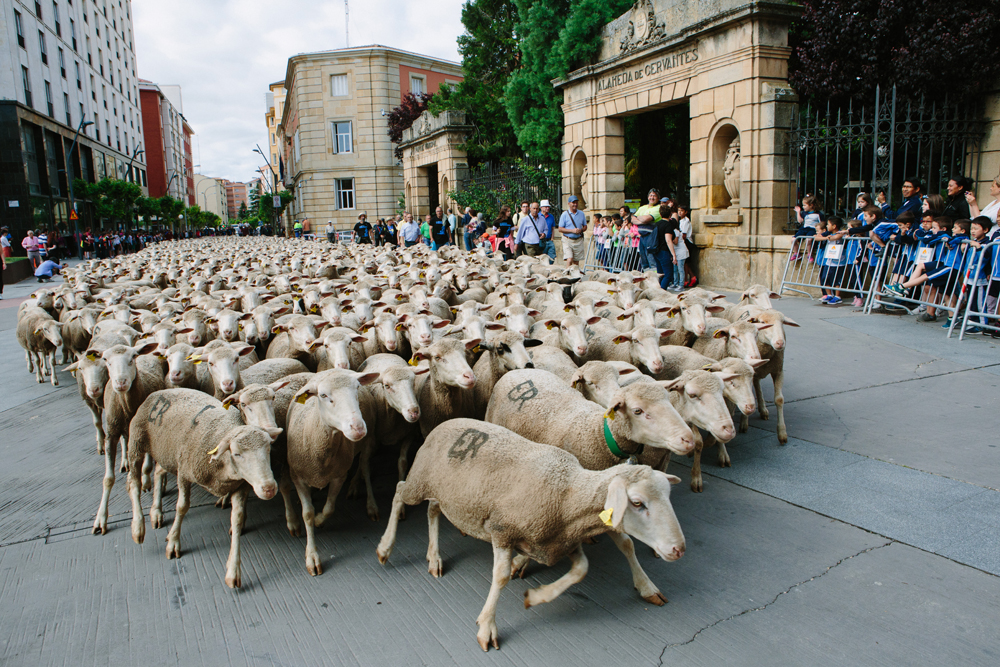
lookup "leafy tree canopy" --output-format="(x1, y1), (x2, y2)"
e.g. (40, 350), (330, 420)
(387, 92), (434, 159)
(790, 0), (1000, 103)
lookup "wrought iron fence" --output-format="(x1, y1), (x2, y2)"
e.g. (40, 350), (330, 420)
(786, 86), (986, 231)
(451, 160), (561, 221)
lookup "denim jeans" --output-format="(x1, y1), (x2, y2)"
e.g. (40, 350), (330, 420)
(541, 239), (557, 260)
(654, 250), (674, 289)
(673, 257), (686, 287)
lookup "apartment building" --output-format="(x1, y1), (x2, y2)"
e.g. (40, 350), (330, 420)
(0, 0), (147, 237)
(224, 179), (248, 220)
(277, 45), (462, 232)
(263, 80), (285, 191)
(193, 173), (227, 222)
(139, 79), (193, 204)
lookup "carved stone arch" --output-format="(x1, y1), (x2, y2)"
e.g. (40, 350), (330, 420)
(571, 148), (589, 209)
(707, 121), (741, 211)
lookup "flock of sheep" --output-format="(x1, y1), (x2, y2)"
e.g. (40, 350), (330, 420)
(14, 237), (796, 651)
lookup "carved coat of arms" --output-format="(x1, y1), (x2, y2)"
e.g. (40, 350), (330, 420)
(620, 0), (666, 53)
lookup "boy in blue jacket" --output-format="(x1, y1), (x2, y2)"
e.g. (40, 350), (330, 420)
(886, 219), (969, 321)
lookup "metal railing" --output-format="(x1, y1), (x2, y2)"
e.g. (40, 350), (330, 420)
(779, 236), (876, 303)
(955, 241), (1000, 340)
(583, 234), (642, 273)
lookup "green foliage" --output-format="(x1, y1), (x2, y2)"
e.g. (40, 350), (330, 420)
(74, 178), (143, 227)
(239, 200), (249, 220)
(448, 158), (560, 220)
(157, 195), (185, 228)
(397, 191), (406, 216)
(504, 0), (632, 164)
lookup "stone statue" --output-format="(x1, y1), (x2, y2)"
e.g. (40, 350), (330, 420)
(579, 164), (590, 210)
(723, 135), (741, 209)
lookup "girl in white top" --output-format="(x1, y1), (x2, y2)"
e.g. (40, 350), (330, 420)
(967, 175), (1000, 225)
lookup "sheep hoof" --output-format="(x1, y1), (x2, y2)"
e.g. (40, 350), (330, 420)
(150, 510), (164, 529)
(759, 409), (770, 421)
(305, 554), (323, 576)
(92, 519), (107, 535)
(376, 547), (390, 565)
(131, 522), (145, 545)
(427, 557), (443, 578)
(476, 621), (499, 651)
(286, 522), (301, 537)
(690, 478), (703, 493)
(367, 507), (380, 523)
(215, 495), (230, 509)
(778, 433), (788, 446)
(718, 454), (731, 468)
(166, 541), (181, 559)
(225, 572), (241, 589)
(642, 591), (668, 606)
(141, 476), (152, 492)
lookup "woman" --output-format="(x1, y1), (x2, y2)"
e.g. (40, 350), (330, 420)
(943, 176), (972, 220)
(922, 194), (945, 216)
(493, 205), (515, 259)
(966, 175), (1000, 225)
(0, 241), (6, 300)
(0, 226), (11, 258)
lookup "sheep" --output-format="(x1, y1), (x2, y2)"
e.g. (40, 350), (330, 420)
(359, 310), (408, 358)
(375, 418), (685, 651)
(691, 317), (767, 362)
(493, 304), (540, 338)
(412, 337), (481, 438)
(740, 284), (781, 309)
(125, 389), (280, 588)
(312, 326), (367, 371)
(528, 314), (600, 360)
(59, 307), (99, 362)
(93, 341), (164, 535)
(285, 369), (381, 575)
(16, 307), (65, 385)
(569, 361), (639, 406)
(471, 332), (542, 419)
(206, 308), (252, 343)
(581, 324), (674, 375)
(346, 354), (428, 521)
(266, 314), (328, 368)
(175, 308), (215, 346)
(527, 344), (580, 383)
(64, 330), (136, 454)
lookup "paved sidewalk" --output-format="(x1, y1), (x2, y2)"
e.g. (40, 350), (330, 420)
(0, 282), (998, 666)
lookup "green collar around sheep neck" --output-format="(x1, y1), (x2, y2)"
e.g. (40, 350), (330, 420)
(603, 417), (643, 461)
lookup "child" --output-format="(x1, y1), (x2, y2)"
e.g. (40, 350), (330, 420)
(886, 212), (918, 286)
(676, 205), (696, 288)
(791, 195), (823, 261)
(888, 220), (969, 323)
(956, 216), (995, 333)
(817, 217), (848, 304)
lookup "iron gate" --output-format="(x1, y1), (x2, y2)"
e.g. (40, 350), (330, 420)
(785, 86), (987, 230)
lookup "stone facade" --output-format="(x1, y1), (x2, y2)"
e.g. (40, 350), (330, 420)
(555, 0), (800, 290)
(277, 46), (462, 233)
(398, 110), (473, 217)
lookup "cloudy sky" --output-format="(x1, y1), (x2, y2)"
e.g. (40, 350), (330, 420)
(133, 0), (465, 183)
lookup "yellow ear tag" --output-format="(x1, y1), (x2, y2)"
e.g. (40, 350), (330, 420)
(86, 353), (98, 361)
(564, 305), (572, 312)
(599, 508), (614, 526)
(207, 446), (219, 456)
(607, 290), (615, 295)
(223, 403), (231, 410)
(192, 359), (203, 365)
(617, 314), (626, 320)
(702, 363), (714, 370)
(408, 357), (419, 366)
(295, 393), (309, 404)
(545, 323), (554, 330)
(605, 409), (615, 420)
(473, 345), (482, 354)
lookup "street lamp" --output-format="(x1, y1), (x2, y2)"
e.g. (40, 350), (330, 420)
(67, 118), (95, 259)
(254, 145), (282, 235)
(126, 147), (145, 184)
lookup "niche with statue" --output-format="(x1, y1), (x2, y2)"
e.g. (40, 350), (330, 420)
(704, 122), (743, 225)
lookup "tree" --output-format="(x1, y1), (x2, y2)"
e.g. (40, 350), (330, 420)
(157, 195), (185, 231)
(504, 0), (633, 164)
(427, 0), (522, 163)
(387, 92), (434, 158)
(74, 178), (143, 229)
(790, 0), (1000, 103)
(239, 200), (249, 220)
(135, 195), (161, 229)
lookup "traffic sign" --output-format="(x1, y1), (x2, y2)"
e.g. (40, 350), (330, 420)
(69, 210), (79, 221)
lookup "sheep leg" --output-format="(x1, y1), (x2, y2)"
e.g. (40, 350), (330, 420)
(26, 350), (34, 374)
(707, 431), (729, 467)
(511, 554), (530, 578)
(754, 376), (769, 420)
(128, 466), (145, 545)
(376, 481), (406, 563)
(313, 474), (346, 527)
(225, 487), (249, 588)
(739, 411), (750, 433)
(690, 437), (704, 493)
(426, 499), (443, 577)
(48, 350), (59, 386)
(88, 402), (106, 455)
(361, 446), (379, 522)
(150, 465), (167, 529)
(656, 452), (672, 474)
(608, 532), (667, 605)
(773, 371), (788, 445)
(33, 351), (45, 383)
(165, 479), (191, 559)
(140, 453), (154, 492)
(215, 493), (231, 509)
(525, 544), (589, 608)
(92, 430), (118, 535)
(280, 470), (301, 537)
(476, 544), (513, 652)
(293, 478), (323, 575)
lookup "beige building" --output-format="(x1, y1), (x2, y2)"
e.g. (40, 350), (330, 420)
(193, 174), (227, 222)
(277, 45), (463, 232)
(263, 80), (286, 191)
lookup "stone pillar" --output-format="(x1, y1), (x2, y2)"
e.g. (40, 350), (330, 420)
(562, 117), (624, 213)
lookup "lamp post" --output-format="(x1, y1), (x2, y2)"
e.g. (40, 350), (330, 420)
(67, 118), (95, 259)
(254, 145), (281, 235)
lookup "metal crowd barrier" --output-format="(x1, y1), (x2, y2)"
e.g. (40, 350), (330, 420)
(955, 240), (1000, 340)
(778, 236), (876, 303)
(866, 238), (977, 324)
(583, 234), (643, 273)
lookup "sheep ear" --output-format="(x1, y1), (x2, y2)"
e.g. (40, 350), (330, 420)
(523, 338), (543, 348)
(412, 366), (430, 376)
(618, 367), (636, 376)
(355, 372), (382, 386)
(135, 341), (159, 356)
(293, 384), (317, 404)
(350, 335), (367, 344)
(712, 329), (730, 339)
(263, 427), (283, 442)
(603, 476), (628, 531)
(769, 292), (782, 300)
(271, 324), (286, 334)
(706, 305), (725, 313)
(664, 474), (682, 485)
(755, 323), (773, 331)
(221, 394), (239, 410)
(612, 334), (631, 345)
(782, 316), (800, 327)
(208, 434), (234, 462)
(739, 291), (749, 301)
(66, 362), (80, 375)
(464, 338), (482, 351)
(236, 344), (256, 357)
(659, 378), (685, 392)
(238, 312), (253, 321)
(657, 329), (675, 339)
(715, 371), (740, 383)
(569, 371), (583, 388)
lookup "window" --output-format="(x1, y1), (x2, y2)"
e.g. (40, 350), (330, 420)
(331, 74), (348, 97)
(58, 48), (66, 78)
(86, 37), (91, 64)
(53, 2), (61, 36)
(335, 179), (355, 210)
(44, 80), (54, 117)
(94, 113), (100, 140)
(39, 31), (48, 65)
(102, 84), (106, 108)
(79, 102), (85, 126)
(23, 127), (41, 195)
(410, 75), (426, 96)
(332, 121), (352, 154)
(35, 1), (42, 19)
(69, 18), (76, 50)
(99, 48), (103, 75)
(64, 92), (71, 125)
(22, 67), (33, 107)
(75, 61), (81, 89)
(15, 10), (25, 48)
(271, 132), (275, 146)
(90, 75), (95, 100)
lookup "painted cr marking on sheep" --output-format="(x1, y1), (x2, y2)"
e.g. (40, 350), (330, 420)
(148, 395), (171, 426)
(191, 405), (212, 426)
(447, 428), (489, 461)
(506, 380), (538, 410)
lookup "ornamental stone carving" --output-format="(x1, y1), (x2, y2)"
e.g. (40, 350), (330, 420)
(619, 0), (666, 53)
(723, 136), (741, 209)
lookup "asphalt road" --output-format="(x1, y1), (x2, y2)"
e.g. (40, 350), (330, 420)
(1, 264), (999, 666)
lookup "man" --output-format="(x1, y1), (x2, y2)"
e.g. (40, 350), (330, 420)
(633, 189), (663, 270)
(539, 200), (556, 260)
(325, 220), (335, 244)
(22, 230), (42, 269)
(447, 208), (458, 246)
(558, 196), (587, 266)
(35, 259), (67, 283)
(399, 212), (420, 247)
(462, 207), (473, 251)
(430, 206), (450, 249)
(892, 178), (923, 221)
(514, 201), (545, 257)
(654, 206), (680, 290)
(513, 201), (530, 227)
(353, 213), (373, 244)
(293, 220), (303, 238)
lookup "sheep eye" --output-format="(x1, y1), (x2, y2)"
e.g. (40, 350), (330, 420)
(630, 499), (645, 509)
(632, 407), (643, 416)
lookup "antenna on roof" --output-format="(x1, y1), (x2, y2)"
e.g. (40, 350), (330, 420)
(345, 0), (349, 47)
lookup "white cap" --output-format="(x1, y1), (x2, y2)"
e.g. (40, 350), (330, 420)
(540, 199), (551, 208)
